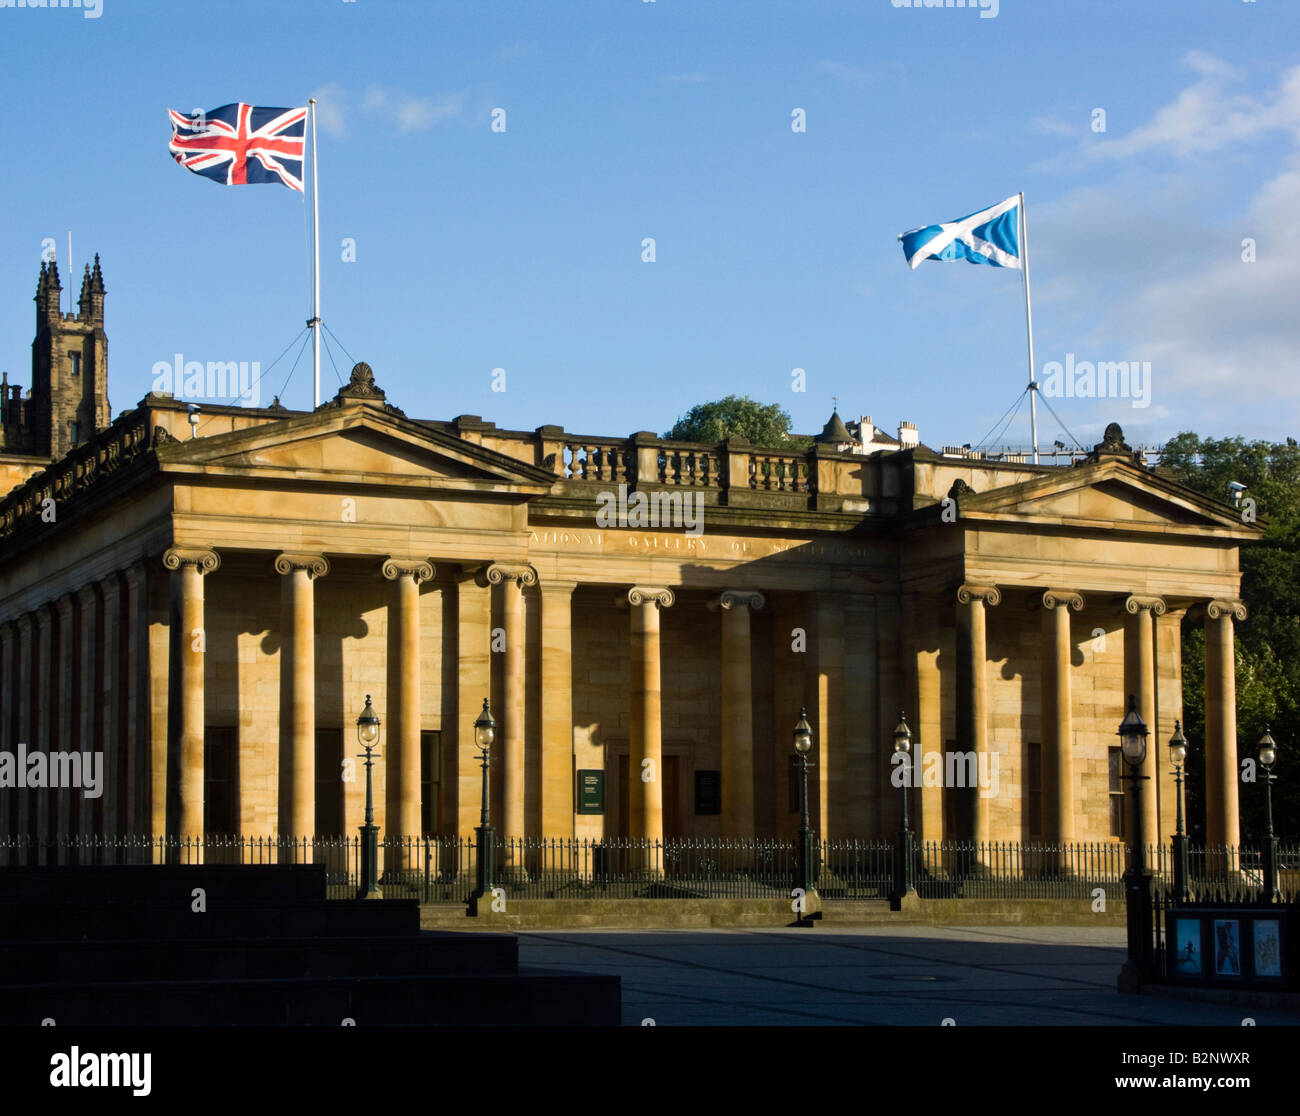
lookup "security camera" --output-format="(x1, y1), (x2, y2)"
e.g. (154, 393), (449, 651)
(1228, 481), (1247, 506)
(187, 404), (200, 438)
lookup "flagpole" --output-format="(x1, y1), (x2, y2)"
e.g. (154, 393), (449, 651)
(309, 98), (321, 409)
(1019, 191), (1039, 465)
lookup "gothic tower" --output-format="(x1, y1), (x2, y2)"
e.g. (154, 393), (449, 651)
(25, 253), (111, 459)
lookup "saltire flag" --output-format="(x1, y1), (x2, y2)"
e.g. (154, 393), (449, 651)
(168, 103), (307, 192)
(899, 194), (1021, 270)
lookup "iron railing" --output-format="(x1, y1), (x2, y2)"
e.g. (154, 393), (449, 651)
(1, 835), (1296, 904)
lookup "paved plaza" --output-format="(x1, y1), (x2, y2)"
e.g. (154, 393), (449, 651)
(517, 925), (1300, 1027)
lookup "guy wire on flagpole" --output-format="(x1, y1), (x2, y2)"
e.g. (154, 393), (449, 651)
(309, 97), (321, 410)
(1019, 191), (1039, 465)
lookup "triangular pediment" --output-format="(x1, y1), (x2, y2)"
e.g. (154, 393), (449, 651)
(154, 404), (556, 496)
(954, 458), (1260, 538)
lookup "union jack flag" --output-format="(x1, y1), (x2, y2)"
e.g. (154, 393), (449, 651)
(168, 103), (307, 192)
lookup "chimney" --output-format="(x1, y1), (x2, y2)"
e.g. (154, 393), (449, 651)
(897, 420), (919, 448)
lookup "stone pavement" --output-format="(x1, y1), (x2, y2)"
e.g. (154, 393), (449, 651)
(516, 925), (1300, 1026)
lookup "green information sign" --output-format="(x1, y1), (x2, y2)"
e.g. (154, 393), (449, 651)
(577, 769), (605, 815)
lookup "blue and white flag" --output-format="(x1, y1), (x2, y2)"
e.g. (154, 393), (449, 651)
(899, 194), (1021, 270)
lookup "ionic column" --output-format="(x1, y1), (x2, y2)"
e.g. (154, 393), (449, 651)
(620, 587), (674, 852)
(275, 553), (329, 840)
(710, 590), (765, 836)
(55, 595), (75, 858)
(956, 584), (1000, 848)
(485, 563), (537, 869)
(540, 581), (576, 836)
(163, 548), (220, 847)
(1124, 595), (1165, 851)
(99, 575), (122, 838)
(1205, 599), (1247, 852)
(75, 584), (101, 841)
(35, 607), (53, 862)
(15, 616), (33, 856)
(0, 622), (13, 857)
(1041, 591), (1084, 843)
(382, 558), (434, 844)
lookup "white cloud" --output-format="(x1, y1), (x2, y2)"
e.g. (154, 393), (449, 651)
(311, 84), (469, 137)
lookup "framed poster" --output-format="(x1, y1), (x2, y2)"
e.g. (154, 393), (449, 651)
(576, 769), (605, 815)
(1252, 918), (1284, 980)
(1172, 918), (1205, 978)
(1213, 919), (1242, 979)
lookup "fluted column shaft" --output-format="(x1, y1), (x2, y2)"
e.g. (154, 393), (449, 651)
(714, 590), (765, 836)
(1042, 591), (1084, 843)
(486, 564), (536, 849)
(957, 584), (1000, 847)
(624, 587), (674, 847)
(1205, 600), (1246, 850)
(383, 558), (433, 842)
(164, 548), (219, 846)
(277, 554), (328, 839)
(1124, 595), (1164, 851)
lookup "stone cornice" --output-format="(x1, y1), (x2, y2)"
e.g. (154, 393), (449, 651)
(708, 589), (766, 612)
(380, 557), (435, 584)
(957, 584), (1001, 607)
(163, 547), (220, 575)
(1042, 589), (1085, 612)
(1207, 598), (1248, 621)
(274, 552), (330, 579)
(1124, 594), (1167, 616)
(483, 562), (539, 589)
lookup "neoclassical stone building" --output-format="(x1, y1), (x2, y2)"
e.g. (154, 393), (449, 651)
(0, 280), (1260, 855)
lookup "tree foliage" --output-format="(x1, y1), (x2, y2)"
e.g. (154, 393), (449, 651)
(664, 395), (812, 449)
(1159, 432), (1300, 837)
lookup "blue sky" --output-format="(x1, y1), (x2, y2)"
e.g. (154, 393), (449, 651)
(1, 0), (1297, 452)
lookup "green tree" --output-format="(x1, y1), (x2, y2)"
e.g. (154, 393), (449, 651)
(1158, 432), (1300, 838)
(664, 395), (812, 449)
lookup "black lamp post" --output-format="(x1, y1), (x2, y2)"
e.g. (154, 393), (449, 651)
(792, 707), (815, 896)
(356, 695), (382, 900)
(1169, 720), (1190, 903)
(472, 699), (497, 902)
(890, 713), (917, 906)
(1258, 728), (1279, 904)
(1118, 695), (1153, 990)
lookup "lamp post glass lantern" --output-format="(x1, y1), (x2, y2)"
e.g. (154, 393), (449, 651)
(356, 695), (382, 900)
(1169, 720), (1190, 903)
(892, 712), (915, 902)
(1117, 695), (1153, 989)
(1258, 728), (1280, 902)
(792, 708), (815, 897)
(473, 698), (497, 900)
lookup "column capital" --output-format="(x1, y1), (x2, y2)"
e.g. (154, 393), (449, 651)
(708, 589), (766, 612)
(957, 583), (1001, 607)
(54, 594), (74, 617)
(483, 562), (538, 589)
(1206, 598), (1248, 621)
(619, 586), (675, 609)
(1042, 589), (1085, 612)
(0, 621), (12, 647)
(163, 547), (220, 575)
(15, 613), (33, 635)
(75, 582), (99, 606)
(1124, 594), (1167, 616)
(380, 556), (435, 584)
(274, 552), (330, 579)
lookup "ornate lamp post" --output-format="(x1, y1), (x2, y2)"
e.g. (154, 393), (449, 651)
(1258, 728), (1279, 903)
(1169, 720), (1190, 903)
(356, 695), (383, 900)
(792, 707), (815, 897)
(1118, 695), (1153, 990)
(472, 699), (497, 902)
(891, 712), (916, 905)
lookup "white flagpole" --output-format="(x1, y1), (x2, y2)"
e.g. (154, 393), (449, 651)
(1019, 191), (1039, 465)
(309, 98), (321, 409)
